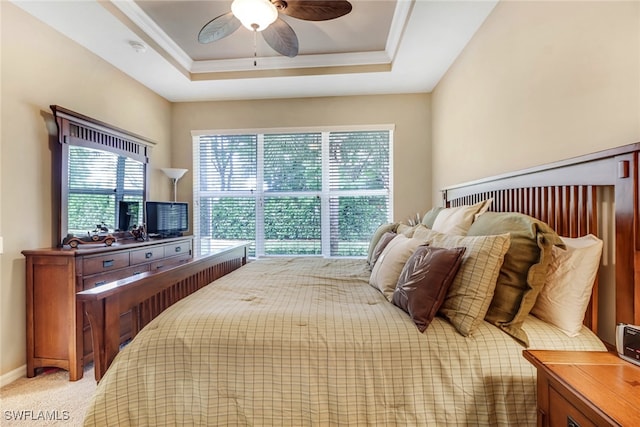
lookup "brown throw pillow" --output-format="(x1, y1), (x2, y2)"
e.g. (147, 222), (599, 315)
(367, 223), (399, 266)
(392, 246), (466, 332)
(369, 231), (397, 269)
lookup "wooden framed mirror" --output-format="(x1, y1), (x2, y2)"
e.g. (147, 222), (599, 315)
(51, 106), (154, 246)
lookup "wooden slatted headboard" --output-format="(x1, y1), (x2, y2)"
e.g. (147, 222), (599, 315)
(441, 142), (640, 338)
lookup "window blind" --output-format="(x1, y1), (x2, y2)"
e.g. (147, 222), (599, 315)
(67, 146), (144, 234)
(194, 127), (392, 257)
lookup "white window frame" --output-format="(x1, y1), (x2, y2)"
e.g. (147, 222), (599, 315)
(192, 124), (394, 257)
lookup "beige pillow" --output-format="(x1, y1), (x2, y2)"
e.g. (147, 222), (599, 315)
(417, 228), (511, 336)
(369, 234), (425, 300)
(531, 234), (603, 336)
(431, 199), (492, 235)
(412, 224), (434, 240)
(396, 223), (420, 237)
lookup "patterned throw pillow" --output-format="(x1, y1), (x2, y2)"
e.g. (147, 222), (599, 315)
(392, 246), (466, 332)
(369, 234), (426, 300)
(413, 227), (511, 337)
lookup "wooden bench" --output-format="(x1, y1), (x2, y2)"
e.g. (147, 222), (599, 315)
(77, 243), (249, 382)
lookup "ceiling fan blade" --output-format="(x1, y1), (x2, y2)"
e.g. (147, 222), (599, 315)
(262, 18), (299, 57)
(275, 0), (352, 21)
(198, 12), (241, 43)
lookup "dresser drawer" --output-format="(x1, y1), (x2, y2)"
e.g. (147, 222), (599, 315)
(164, 241), (191, 258)
(150, 253), (192, 272)
(83, 252), (130, 275)
(130, 246), (165, 265)
(549, 387), (596, 427)
(83, 264), (151, 289)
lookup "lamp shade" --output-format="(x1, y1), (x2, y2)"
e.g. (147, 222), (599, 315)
(161, 168), (188, 180)
(231, 0), (278, 31)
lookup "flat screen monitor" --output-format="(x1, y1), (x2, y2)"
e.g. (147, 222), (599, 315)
(145, 201), (189, 238)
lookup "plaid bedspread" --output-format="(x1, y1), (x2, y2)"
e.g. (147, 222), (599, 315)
(84, 257), (605, 426)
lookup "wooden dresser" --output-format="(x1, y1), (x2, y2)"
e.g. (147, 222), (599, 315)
(23, 236), (193, 381)
(523, 350), (640, 427)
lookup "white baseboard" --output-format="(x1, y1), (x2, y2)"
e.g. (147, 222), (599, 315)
(0, 364), (27, 388)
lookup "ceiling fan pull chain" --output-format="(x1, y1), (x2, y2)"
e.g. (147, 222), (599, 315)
(253, 25), (258, 67)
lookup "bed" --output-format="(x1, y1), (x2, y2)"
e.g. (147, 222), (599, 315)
(81, 142), (640, 426)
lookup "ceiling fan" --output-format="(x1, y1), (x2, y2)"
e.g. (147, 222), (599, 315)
(198, 0), (353, 58)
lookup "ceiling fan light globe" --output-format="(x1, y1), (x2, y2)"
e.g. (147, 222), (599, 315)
(231, 0), (278, 32)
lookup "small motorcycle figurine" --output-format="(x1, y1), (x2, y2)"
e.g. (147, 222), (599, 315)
(130, 224), (147, 241)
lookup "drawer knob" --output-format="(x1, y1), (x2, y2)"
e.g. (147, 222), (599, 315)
(102, 259), (114, 268)
(94, 280), (107, 287)
(145, 252), (153, 259)
(175, 246), (182, 253)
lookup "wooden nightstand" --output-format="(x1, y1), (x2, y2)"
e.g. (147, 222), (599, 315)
(523, 350), (640, 427)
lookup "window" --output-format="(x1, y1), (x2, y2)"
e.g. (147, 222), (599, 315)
(193, 126), (393, 257)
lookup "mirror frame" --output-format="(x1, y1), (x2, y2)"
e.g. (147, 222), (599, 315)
(51, 105), (154, 246)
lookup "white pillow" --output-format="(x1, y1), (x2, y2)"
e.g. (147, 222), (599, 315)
(531, 234), (603, 337)
(431, 199), (492, 235)
(369, 234), (425, 300)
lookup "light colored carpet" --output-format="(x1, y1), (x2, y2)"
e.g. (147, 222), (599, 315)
(0, 366), (96, 426)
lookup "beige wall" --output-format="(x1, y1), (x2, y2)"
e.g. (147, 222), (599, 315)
(0, 3), (172, 380)
(171, 94), (432, 224)
(431, 0), (640, 344)
(432, 0), (640, 196)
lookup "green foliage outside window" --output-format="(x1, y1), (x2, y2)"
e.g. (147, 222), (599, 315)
(67, 146), (144, 234)
(196, 129), (392, 257)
